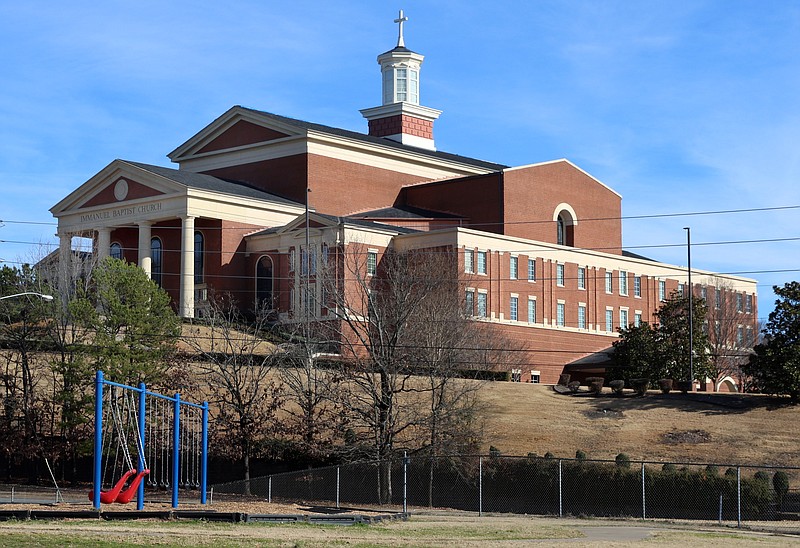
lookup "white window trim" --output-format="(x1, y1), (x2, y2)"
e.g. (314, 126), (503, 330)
(577, 266), (586, 291)
(556, 263), (565, 287)
(605, 271), (613, 294)
(619, 270), (628, 296)
(527, 296), (537, 325)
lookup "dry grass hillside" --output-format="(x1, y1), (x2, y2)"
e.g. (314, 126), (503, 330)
(478, 383), (800, 468)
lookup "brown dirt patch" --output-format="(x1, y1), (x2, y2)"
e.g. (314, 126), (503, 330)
(661, 429), (712, 445)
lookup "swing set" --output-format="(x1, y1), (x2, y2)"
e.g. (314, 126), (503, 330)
(89, 370), (209, 510)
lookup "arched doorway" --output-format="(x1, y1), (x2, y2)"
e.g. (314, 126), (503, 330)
(256, 255), (274, 311)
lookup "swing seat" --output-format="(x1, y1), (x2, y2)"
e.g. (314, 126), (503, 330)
(115, 469), (150, 504)
(89, 469), (136, 504)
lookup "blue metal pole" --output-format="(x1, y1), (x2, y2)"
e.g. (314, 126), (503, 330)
(137, 382), (146, 511)
(200, 401), (208, 505)
(172, 393), (181, 509)
(92, 370), (104, 510)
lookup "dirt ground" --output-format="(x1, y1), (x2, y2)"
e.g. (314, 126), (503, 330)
(479, 383), (800, 467)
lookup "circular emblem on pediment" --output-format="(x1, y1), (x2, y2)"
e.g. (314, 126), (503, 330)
(114, 179), (129, 201)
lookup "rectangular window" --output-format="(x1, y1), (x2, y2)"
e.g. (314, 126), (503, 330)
(510, 256), (518, 280)
(464, 249), (474, 273)
(578, 267), (586, 290)
(619, 271), (628, 296)
(556, 264), (565, 286)
(746, 294), (753, 314)
(678, 283), (685, 297)
(527, 298), (536, 324)
(477, 251), (487, 274)
(701, 286), (707, 300)
(715, 289), (721, 309)
(737, 293), (743, 313)
(530, 371), (541, 384)
(510, 296), (518, 321)
(605, 309), (614, 332)
(634, 276), (641, 297)
(557, 302), (565, 327)
(465, 290), (474, 316)
(605, 271), (613, 293)
(367, 251), (377, 276)
(578, 305), (586, 329)
(634, 313), (642, 327)
(737, 326), (744, 345)
(659, 280), (666, 301)
(528, 259), (536, 281)
(620, 309), (629, 329)
(715, 321), (722, 341)
(477, 292), (487, 318)
(289, 248), (295, 272)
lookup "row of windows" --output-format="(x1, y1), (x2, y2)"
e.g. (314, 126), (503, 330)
(469, 290), (641, 332)
(110, 232), (205, 287)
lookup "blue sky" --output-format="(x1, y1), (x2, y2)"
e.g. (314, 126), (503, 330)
(1, 1), (798, 318)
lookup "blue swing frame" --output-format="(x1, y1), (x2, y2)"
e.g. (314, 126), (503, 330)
(91, 370), (209, 510)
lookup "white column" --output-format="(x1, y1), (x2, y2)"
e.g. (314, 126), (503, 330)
(96, 228), (111, 261)
(58, 233), (71, 296)
(137, 221), (152, 278)
(179, 216), (195, 318)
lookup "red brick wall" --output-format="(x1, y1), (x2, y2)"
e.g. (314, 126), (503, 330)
(82, 177), (164, 208)
(368, 114), (434, 139)
(502, 162), (623, 253)
(197, 120), (290, 154)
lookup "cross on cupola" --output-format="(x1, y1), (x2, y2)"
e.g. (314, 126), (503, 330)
(394, 9), (408, 47)
(360, 10), (442, 151)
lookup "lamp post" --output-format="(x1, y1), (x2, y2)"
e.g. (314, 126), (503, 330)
(0, 292), (54, 302)
(684, 227), (693, 390)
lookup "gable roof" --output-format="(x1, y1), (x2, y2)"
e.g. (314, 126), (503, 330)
(169, 106), (507, 172)
(124, 161), (302, 206)
(350, 205), (465, 220)
(248, 211), (420, 239)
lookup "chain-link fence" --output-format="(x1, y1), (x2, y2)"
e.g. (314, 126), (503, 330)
(212, 455), (800, 534)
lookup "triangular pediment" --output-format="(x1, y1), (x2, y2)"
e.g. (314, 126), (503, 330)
(167, 106), (307, 163)
(51, 160), (183, 216)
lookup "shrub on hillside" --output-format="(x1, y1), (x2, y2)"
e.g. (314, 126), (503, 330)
(662, 463), (677, 473)
(658, 379), (673, 394)
(705, 465), (719, 477)
(586, 377), (604, 395)
(615, 453), (631, 469)
(774, 471), (790, 510)
(631, 378), (649, 396)
(609, 380), (625, 396)
(575, 449), (587, 460)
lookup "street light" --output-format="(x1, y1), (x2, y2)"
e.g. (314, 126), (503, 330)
(0, 292), (54, 302)
(684, 227), (693, 390)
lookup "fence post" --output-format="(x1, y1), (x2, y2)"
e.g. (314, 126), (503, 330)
(336, 466), (340, 509)
(479, 456), (483, 517)
(641, 462), (646, 520)
(268, 476), (272, 503)
(558, 459), (563, 518)
(403, 451), (408, 514)
(719, 494), (723, 524)
(737, 466), (741, 528)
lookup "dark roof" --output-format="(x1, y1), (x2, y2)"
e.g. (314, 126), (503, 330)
(238, 107), (508, 172)
(124, 161), (302, 207)
(350, 205), (464, 219)
(622, 249), (657, 262)
(380, 46), (415, 55)
(248, 212), (420, 238)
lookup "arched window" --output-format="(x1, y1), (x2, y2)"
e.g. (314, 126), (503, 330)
(553, 205), (577, 247)
(194, 231), (204, 284)
(110, 242), (123, 260)
(151, 237), (163, 287)
(256, 256), (274, 310)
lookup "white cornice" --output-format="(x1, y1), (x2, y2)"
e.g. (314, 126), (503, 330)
(360, 102), (442, 122)
(503, 159), (622, 199)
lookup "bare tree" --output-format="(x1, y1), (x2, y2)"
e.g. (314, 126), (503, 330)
(705, 278), (758, 391)
(183, 294), (283, 489)
(320, 244), (493, 503)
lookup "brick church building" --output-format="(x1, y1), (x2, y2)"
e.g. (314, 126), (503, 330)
(50, 15), (757, 389)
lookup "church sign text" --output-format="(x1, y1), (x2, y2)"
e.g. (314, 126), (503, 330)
(80, 202), (163, 224)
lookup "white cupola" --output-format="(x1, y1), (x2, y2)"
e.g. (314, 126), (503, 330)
(360, 10), (442, 151)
